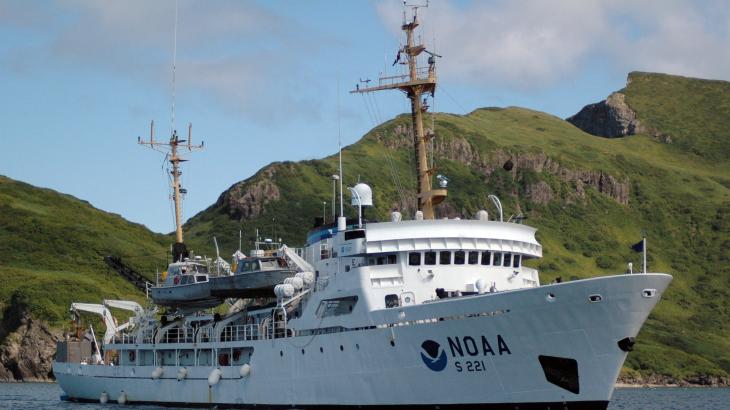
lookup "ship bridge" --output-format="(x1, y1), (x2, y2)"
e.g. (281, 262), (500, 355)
(364, 219), (542, 258)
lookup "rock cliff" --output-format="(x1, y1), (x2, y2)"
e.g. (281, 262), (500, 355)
(378, 128), (630, 206)
(0, 295), (60, 382)
(567, 91), (646, 137)
(216, 168), (281, 220)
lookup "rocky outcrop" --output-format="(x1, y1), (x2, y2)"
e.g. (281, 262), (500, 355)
(525, 181), (553, 205)
(375, 128), (630, 206)
(216, 168), (281, 220)
(0, 295), (61, 382)
(567, 92), (647, 137)
(618, 372), (730, 387)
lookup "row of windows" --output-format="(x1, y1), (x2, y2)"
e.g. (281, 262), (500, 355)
(408, 251), (521, 268)
(367, 254), (397, 266)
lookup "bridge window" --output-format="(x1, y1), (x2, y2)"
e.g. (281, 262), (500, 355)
(316, 296), (359, 318)
(439, 251), (451, 265)
(468, 251), (479, 265)
(344, 229), (365, 240)
(424, 251), (436, 265)
(454, 251), (465, 265)
(385, 294), (400, 308)
(370, 254), (398, 265)
(513, 254), (521, 268)
(493, 252), (502, 266)
(503, 253), (512, 267)
(481, 251), (492, 266)
(408, 252), (421, 266)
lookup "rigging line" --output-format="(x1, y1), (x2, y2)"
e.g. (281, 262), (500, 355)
(439, 84), (469, 115)
(166, 168), (176, 232)
(161, 155), (176, 232)
(369, 93), (408, 211)
(428, 94), (436, 168)
(360, 94), (376, 128)
(170, 0), (179, 136)
(336, 69), (343, 217)
(360, 93), (405, 210)
(381, 136), (406, 210)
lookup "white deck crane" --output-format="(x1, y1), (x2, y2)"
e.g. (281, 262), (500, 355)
(70, 303), (130, 345)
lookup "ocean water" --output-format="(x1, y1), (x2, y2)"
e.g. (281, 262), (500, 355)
(0, 382), (728, 409)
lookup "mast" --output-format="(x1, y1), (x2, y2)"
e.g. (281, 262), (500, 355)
(351, 3), (446, 219)
(138, 122), (203, 261)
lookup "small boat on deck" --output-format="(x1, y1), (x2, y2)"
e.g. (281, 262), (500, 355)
(150, 244), (312, 310)
(211, 255), (298, 298)
(150, 258), (220, 310)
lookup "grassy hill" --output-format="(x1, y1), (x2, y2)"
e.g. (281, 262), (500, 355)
(0, 176), (170, 327)
(184, 72), (730, 383)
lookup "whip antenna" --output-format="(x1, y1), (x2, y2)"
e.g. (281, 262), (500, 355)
(170, 0), (178, 136)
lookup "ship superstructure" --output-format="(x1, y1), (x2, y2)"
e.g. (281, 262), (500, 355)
(53, 5), (671, 409)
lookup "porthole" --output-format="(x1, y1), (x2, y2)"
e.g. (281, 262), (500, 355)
(390, 340), (395, 347)
(319, 347), (324, 353)
(546, 293), (556, 302)
(339, 345), (344, 351)
(301, 349), (305, 355)
(279, 350), (283, 357)
(356, 343), (360, 350)
(588, 294), (603, 303)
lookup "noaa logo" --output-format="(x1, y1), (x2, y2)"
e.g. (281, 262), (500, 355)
(420, 340), (447, 372)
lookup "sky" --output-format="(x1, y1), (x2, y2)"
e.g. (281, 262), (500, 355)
(1, 0), (729, 234)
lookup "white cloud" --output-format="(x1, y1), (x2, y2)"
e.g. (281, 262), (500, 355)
(376, 0), (730, 89)
(1, 0), (327, 123)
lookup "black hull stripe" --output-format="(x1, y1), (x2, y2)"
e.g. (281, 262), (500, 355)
(64, 397), (609, 410)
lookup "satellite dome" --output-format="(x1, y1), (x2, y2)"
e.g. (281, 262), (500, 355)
(350, 183), (373, 207)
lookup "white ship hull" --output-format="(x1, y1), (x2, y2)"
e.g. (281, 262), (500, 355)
(54, 273), (670, 409)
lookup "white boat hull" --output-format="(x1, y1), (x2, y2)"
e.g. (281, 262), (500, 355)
(54, 273), (671, 409)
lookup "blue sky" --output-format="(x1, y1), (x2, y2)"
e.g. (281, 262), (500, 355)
(1, 0), (729, 234)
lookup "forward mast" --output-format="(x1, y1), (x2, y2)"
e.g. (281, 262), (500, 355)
(352, 3), (446, 219)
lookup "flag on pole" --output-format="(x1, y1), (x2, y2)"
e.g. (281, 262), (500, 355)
(630, 234), (648, 274)
(631, 240), (644, 252)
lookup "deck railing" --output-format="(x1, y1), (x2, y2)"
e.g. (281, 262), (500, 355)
(111, 321), (291, 346)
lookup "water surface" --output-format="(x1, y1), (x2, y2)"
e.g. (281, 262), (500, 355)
(0, 382), (728, 409)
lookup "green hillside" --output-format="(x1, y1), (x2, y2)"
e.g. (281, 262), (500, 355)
(184, 72), (730, 383)
(0, 176), (169, 327)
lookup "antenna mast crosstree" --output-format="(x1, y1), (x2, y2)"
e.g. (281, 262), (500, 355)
(138, 122), (203, 256)
(351, 2), (446, 219)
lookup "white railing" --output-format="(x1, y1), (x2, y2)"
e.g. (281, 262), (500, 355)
(160, 327), (195, 344)
(377, 66), (433, 87)
(110, 321), (291, 346)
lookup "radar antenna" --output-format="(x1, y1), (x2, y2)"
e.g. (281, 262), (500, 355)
(352, 0), (445, 219)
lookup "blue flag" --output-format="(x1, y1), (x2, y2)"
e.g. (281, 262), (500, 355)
(631, 239), (644, 252)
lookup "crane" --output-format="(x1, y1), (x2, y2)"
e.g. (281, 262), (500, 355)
(70, 303), (130, 344)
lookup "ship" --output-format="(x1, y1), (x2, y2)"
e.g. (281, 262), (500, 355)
(53, 5), (671, 409)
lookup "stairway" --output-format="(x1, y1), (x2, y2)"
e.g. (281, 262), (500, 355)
(104, 256), (151, 293)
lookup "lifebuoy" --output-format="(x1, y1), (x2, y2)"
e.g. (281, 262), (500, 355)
(218, 354), (230, 366)
(128, 351), (135, 362)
